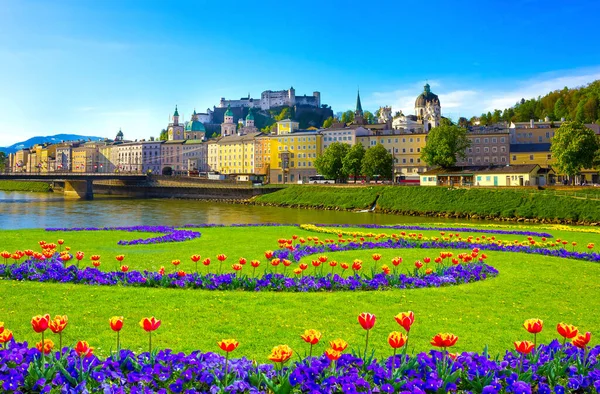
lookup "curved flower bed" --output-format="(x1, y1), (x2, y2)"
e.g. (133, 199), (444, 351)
(0, 257), (496, 291)
(45, 225), (202, 245)
(0, 340), (598, 393)
(278, 238), (600, 263)
(318, 223), (554, 238)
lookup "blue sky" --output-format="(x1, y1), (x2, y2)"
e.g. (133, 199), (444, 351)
(1, 0), (599, 145)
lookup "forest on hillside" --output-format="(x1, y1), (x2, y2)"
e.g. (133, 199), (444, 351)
(476, 80), (600, 126)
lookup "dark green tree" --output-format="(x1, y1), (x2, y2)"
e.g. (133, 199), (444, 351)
(421, 124), (471, 168)
(361, 144), (393, 179)
(0, 151), (6, 172)
(550, 121), (600, 183)
(458, 117), (470, 128)
(342, 143), (365, 183)
(314, 142), (350, 182)
(364, 111), (374, 124)
(159, 129), (168, 141)
(554, 97), (568, 120)
(491, 109), (502, 123)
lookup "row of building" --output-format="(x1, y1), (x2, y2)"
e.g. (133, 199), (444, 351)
(6, 84), (600, 184)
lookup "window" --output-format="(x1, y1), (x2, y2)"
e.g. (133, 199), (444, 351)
(476, 147), (480, 153)
(538, 136), (542, 142)
(475, 138), (480, 144)
(547, 154), (552, 159)
(409, 158), (413, 163)
(486, 176), (491, 181)
(484, 147), (489, 153)
(492, 138), (497, 143)
(530, 155), (534, 160)
(501, 137), (505, 143)
(492, 147), (497, 153)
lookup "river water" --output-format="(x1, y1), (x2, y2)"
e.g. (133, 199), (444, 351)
(0, 190), (470, 230)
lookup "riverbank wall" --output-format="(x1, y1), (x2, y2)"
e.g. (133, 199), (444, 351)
(250, 185), (600, 225)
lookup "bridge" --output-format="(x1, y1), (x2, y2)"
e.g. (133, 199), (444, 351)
(0, 173), (148, 199)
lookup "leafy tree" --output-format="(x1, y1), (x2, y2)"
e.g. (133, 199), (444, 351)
(479, 113), (488, 125)
(421, 124), (471, 168)
(554, 97), (568, 120)
(340, 110), (354, 124)
(362, 144), (393, 179)
(275, 107), (292, 121)
(322, 116), (334, 129)
(314, 142), (350, 182)
(374, 108), (381, 118)
(342, 143), (365, 183)
(0, 151), (6, 172)
(491, 109), (502, 124)
(364, 111), (374, 124)
(583, 96), (598, 123)
(458, 117), (470, 128)
(550, 121), (600, 183)
(159, 129), (168, 141)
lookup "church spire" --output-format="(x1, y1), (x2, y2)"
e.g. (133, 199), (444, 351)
(355, 90), (363, 114)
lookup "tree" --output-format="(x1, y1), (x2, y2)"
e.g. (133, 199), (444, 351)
(364, 111), (374, 124)
(491, 109), (502, 124)
(322, 116), (334, 129)
(362, 144), (393, 179)
(340, 110), (354, 124)
(275, 107), (292, 121)
(421, 124), (471, 168)
(550, 121), (600, 183)
(458, 117), (470, 128)
(314, 142), (350, 182)
(554, 97), (568, 120)
(0, 151), (6, 172)
(342, 143), (365, 183)
(159, 129), (168, 141)
(479, 113), (488, 125)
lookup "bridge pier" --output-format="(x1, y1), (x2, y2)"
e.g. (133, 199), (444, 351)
(64, 180), (94, 200)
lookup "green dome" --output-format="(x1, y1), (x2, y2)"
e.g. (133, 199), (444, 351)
(185, 120), (206, 132)
(224, 104), (233, 117)
(246, 111), (254, 121)
(173, 105), (179, 117)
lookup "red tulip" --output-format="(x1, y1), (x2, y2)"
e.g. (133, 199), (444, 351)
(250, 260), (260, 268)
(172, 259), (181, 266)
(358, 312), (376, 330)
(239, 257), (247, 265)
(36, 339), (54, 354)
(75, 251), (84, 261)
(523, 319), (543, 334)
(572, 332), (591, 349)
(423, 257), (431, 263)
(75, 341), (94, 358)
(91, 255), (100, 261)
(177, 270), (186, 277)
(232, 264), (243, 271)
(557, 323), (578, 339)
(217, 254), (227, 262)
(120, 265), (129, 272)
(109, 316), (124, 332)
(430, 333), (458, 348)
(217, 339), (239, 353)
(57, 239), (64, 245)
(92, 261), (101, 268)
(372, 253), (381, 261)
(115, 255), (125, 262)
(415, 261), (423, 269)
(325, 348), (341, 361)
(394, 311), (415, 332)
(318, 255), (328, 263)
(352, 260), (362, 271)
(340, 262), (349, 270)
(48, 315), (68, 334)
(388, 331), (408, 349)
(158, 266), (165, 275)
(202, 258), (211, 266)
(31, 314), (50, 333)
(190, 254), (201, 262)
(265, 251), (274, 259)
(139, 317), (161, 332)
(514, 340), (534, 354)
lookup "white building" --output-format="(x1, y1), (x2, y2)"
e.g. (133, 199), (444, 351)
(217, 87), (321, 111)
(321, 126), (370, 150)
(182, 141), (208, 172)
(116, 141), (162, 173)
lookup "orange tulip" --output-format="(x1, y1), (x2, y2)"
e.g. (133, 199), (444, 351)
(358, 312), (376, 330)
(388, 331), (408, 349)
(36, 339), (54, 354)
(270, 258), (280, 266)
(139, 317), (161, 332)
(158, 266), (165, 275)
(572, 332), (591, 349)
(49, 315), (68, 334)
(557, 323), (578, 340)
(74, 341), (94, 358)
(31, 314), (50, 333)
(394, 311), (415, 332)
(318, 255), (328, 263)
(299, 263), (308, 270)
(217, 339), (239, 353)
(300, 329), (322, 345)
(0, 329), (13, 344)
(57, 239), (64, 245)
(372, 253), (381, 261)
(109, 316), (124, 332)
(268, 344), (293, 364)
(325, 348), (341, 361)
(381, 265), (391, 275)
(293, 268), (302, 275)
(514, 340), (534, 354)
(425, 268), (433, 275)
(232, 264), (243, 271)
(93, 261), (101, 268)
(523, 319), (543, 334)
(329, 338), (348, 352)
(172, 259), (181, 266)
(430, 333), (458, 348)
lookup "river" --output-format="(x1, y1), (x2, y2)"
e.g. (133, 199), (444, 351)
(0, 190), (472, 230)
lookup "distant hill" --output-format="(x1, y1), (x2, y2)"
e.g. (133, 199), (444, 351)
(0, 134), (105, 154)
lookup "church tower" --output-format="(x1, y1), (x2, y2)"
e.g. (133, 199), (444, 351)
(415, 83), (441, 132)
(168, 105), (185, 140)
(354, 90), (366, 125)
(221, 104), (236, 137)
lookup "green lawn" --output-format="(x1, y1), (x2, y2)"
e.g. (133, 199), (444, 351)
(0, 224), (599, 361)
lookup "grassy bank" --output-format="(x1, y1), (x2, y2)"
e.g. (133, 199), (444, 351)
(254, 186), (600, 222)
(0, 224), (599, 358)
(0, 180), (51, 192)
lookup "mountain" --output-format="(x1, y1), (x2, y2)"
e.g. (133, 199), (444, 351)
(0, 134), (105, 154)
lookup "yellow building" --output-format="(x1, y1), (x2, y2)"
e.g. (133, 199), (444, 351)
(40, 145), (57, 173)
(206, 139), (220, 172)
(269, 130), (321, 184)
(510, 144), (555, 168)
(420, 164), (554, 187)
(509, 120), (563, 144)
(276, 119), (299, 135)
(357, 133), (428, 178)
(254, 135), (271, 176)
(72, 142), (103, 172)
(13, 149), (29, 172)
(217, 132), (260, 174)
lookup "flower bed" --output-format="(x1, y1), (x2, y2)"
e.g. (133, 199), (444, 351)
(45, 225), (201, 245)
(0, 257), (497, 292)
(278, 238), (600, 263)
(0, 340), (597, 393)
